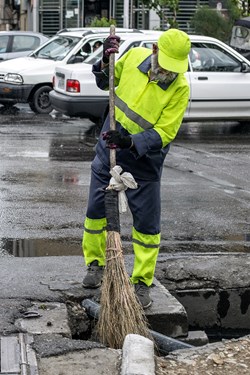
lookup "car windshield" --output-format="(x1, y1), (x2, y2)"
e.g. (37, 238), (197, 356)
(31, 35), (81, 61)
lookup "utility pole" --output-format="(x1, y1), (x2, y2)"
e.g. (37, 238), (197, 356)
(32, 0), (38, 32)
(123, 0), (129, 27)
(130, 0), (134, 28)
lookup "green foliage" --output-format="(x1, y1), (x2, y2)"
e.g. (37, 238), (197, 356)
(190, 1), (241, 43)
(226, 0), (241, 21)
(90, 17), (117, 27)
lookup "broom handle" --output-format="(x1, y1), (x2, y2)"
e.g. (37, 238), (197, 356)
(109, 24), (116, 169)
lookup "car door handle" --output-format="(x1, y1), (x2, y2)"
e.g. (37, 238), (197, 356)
(198, 76), (208, 80)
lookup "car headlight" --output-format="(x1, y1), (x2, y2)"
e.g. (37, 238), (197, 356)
(4, 73), (23, 84)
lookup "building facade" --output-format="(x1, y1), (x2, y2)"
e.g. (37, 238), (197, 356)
(0, 0), (210, 35)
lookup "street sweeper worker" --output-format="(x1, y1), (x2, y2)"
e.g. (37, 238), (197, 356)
(82, 28), (191, 309)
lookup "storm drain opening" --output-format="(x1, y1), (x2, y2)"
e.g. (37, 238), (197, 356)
(171, 287), (250, 343)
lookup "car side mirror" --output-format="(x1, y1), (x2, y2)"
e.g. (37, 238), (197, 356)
(241, 62), (250, 73)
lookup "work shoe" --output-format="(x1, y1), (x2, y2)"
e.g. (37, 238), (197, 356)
(82, 260), (104, 288)
(134, 281), (152, 309)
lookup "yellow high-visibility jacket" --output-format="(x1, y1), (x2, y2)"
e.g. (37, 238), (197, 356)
(113, 47), (190, 150)
(93, 47), (190, 180)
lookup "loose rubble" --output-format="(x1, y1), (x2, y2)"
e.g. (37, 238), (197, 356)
(155, 335), (250, 374)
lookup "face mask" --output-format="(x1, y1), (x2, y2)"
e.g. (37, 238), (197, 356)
(151, 53), (177, 83)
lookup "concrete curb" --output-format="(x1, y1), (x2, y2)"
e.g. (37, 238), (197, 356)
(121, 334), (155, 375)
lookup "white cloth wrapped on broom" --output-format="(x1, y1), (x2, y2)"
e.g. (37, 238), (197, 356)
(108, 165), (138, 213)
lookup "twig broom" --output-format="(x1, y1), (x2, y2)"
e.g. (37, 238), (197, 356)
(96, 25), (153, 349)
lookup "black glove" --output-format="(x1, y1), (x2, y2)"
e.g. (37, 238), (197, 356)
(102, 130), (132, 149)
(102, 35), (120, 64)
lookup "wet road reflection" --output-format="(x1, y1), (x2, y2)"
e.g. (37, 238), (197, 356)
(178, 121), (250, 142)
(49, 135), (96, 162)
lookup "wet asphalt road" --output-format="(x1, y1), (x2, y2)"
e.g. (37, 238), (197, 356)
(0, 105), (249, 257)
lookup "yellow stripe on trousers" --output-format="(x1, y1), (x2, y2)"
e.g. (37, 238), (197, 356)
(130, 227), (160, 287)
(82, 217), (107, 266)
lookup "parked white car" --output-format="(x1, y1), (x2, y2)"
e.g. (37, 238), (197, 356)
(50, 33), (250, 125)
(50, 33), (160, 123)
(0, 31), (49, 61)
(0, 28), (157, 113)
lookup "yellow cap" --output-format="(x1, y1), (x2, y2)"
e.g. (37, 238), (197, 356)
(157, 29), (191, 73)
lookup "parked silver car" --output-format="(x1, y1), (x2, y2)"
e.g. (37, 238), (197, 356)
(0, 31), (49, 61)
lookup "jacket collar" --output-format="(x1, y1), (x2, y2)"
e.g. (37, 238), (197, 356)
(137, 55), (177, 90)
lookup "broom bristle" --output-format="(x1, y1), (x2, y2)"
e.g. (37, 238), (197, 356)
(96, 231), (153, 349)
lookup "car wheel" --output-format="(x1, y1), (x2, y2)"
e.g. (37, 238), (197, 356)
(29, 86), (53, 114)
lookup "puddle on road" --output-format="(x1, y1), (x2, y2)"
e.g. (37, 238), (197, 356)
(1, 238), (82, 257)
(1, 235), (250, 257)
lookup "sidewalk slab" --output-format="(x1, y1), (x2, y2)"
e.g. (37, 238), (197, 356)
(145, 278), (188, 338)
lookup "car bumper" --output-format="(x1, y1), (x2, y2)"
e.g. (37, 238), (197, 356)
(0, 82), (33, 104)
(49, 90), (108, 119)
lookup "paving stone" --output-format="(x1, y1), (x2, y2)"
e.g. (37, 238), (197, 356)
(121, 334), (155, 375)
(14, 302), (71, 337)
